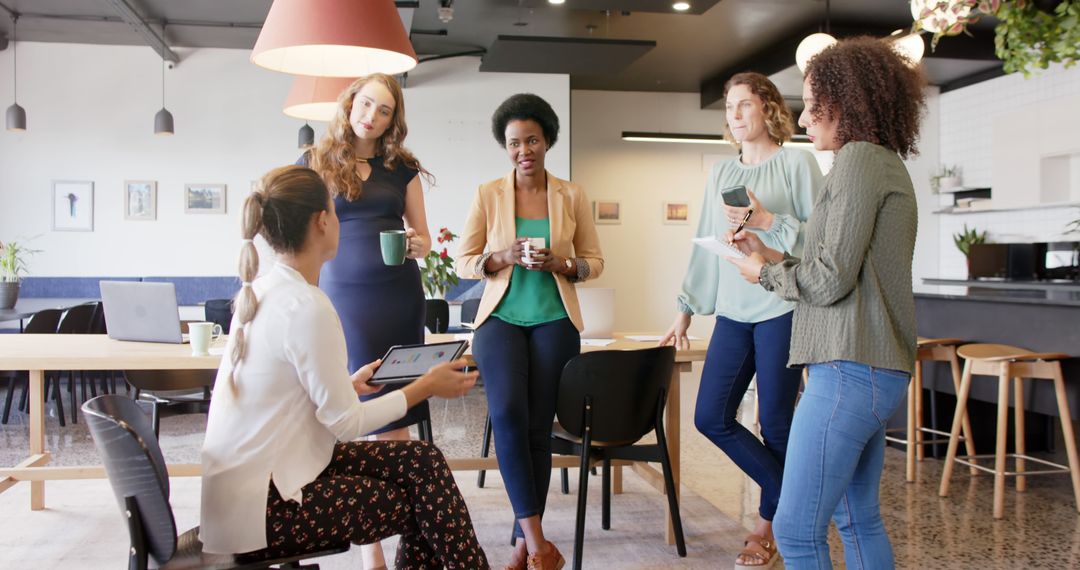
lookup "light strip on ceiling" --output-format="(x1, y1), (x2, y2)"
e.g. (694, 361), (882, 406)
(622, 131), (817, 149)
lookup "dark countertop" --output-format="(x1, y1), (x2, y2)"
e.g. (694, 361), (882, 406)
(916, 283), (1080, 307)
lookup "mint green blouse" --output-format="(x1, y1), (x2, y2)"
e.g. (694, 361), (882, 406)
(492, 217), (569, 326)
(677, 147), (824, 323)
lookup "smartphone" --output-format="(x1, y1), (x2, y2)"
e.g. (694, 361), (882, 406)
(720, 185), (750, 207)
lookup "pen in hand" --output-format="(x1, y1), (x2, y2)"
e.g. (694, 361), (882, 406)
(732, 208), (754, 237)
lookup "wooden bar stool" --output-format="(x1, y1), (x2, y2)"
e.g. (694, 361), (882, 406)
(885, 338), (977, 482)
(938, 344), (1080, 519)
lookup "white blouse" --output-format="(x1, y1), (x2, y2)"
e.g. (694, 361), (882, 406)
(199, 263), (407, 554)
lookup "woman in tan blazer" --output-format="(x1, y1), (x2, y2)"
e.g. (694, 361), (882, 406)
(457, 93), (603, 570)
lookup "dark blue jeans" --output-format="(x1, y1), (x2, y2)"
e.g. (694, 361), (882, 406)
(472, 316), (580, 534)
(695, 312), (801, 521)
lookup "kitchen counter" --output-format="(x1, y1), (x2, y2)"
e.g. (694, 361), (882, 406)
(918, 280), (1080, 307)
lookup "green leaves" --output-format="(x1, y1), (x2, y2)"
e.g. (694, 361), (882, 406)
(420, 228), (460, 298)
(952, 224), (987, 256)
(0, 240), (40, 283)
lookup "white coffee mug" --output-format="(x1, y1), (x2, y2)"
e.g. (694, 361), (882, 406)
(189, 321), (223, 357)
(521, 237), (546, 266)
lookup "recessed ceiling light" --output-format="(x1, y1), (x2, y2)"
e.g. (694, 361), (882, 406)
(673, 2), (691, 11)
(549, 0), (566, 5)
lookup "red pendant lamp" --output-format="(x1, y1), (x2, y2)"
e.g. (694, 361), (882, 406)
(252, 0), (417, 77)
(283, 76), (357, 122)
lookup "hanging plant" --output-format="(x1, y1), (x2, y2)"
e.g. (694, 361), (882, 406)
(912, 1), (1080, 75)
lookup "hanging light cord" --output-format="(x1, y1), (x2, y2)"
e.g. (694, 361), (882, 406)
(11, 15), (17, 103)
(160, 22), (166, 108)
(825, 0), (831, 35)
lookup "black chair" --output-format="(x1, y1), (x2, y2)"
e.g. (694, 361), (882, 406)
(549, 346), (687, 570)
(459, 298), (480, 324)
(1, 308), (63, 424)
(82, 395), (348, 570)
(424, 299), (449, 333)
(55, 302), (100, 425)
(126, 322), (214, 437)
(204, 298), (234, 334)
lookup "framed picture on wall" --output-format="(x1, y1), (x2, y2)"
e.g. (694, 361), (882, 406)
(663, 201), (689, 225)
(593, 200), (621, 225)
(52, 180), (94, 232)
(184, 183), (227, 214)
(124, 180), (157, 221)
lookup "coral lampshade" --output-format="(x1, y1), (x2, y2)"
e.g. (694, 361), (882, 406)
(283, 76), (357, 122)
(252, 0), (417, 77)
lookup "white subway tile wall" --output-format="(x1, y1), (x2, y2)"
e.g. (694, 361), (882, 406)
(937, 64), (1080, 278)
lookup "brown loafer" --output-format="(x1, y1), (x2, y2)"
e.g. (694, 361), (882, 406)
(503, 540), (528, 570)
(526, 541), (565, 570)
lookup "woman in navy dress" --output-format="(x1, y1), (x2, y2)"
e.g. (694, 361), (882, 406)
(307, 73), (432, 570)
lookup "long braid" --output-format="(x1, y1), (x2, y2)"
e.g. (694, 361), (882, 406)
(226, 190), (265, 395)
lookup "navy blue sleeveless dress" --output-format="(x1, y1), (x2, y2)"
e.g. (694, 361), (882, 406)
(317, 156), (428, 434)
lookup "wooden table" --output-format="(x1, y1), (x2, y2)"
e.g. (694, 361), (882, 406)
(0, 333), (707, 544)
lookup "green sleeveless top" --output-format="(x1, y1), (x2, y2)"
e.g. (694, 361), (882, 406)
(491, 217), (569, 326)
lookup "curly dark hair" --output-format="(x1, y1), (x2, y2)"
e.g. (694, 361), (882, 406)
(491, 93), (560, 148)
(805, 36), (927, 159)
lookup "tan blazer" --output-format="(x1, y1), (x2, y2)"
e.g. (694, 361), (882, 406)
(456, 170), (604, 331)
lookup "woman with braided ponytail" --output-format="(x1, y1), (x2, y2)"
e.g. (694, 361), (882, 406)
(200, 165), (489, 569)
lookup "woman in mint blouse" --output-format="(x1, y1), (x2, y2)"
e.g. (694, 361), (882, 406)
(660, 72), (822, 570)
(457, 94), (604, 570)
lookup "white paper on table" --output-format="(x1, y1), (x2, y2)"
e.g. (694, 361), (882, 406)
(454, 333), (474, 341)
(692, 236), (746, 259)
(625, 334), (702, 342)
(581, 339), (616, 347)
(208, 347), (226, 356)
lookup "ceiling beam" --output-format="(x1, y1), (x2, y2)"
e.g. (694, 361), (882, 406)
(103, 0), (179, 63)
(940, 64), (1005, 93)
(699, 22), (999, 109)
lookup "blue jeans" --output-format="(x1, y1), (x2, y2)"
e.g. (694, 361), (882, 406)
(773, 360), (910, 569)
(472, 316), (579, 535)
(695, 313), (800, 521)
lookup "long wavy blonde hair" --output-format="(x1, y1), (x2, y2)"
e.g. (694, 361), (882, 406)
(310, 74), (428, 201)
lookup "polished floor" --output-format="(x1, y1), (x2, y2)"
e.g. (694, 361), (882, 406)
(2, 367), (1080, 568)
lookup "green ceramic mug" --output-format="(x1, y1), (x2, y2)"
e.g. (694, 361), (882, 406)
(380, 230), (407, 265)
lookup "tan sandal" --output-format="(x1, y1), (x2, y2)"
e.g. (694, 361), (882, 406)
(735, 534), (777, 570)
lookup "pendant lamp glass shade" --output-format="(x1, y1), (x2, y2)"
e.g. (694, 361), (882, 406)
(891, 32), (925, 65)
(298, 123), (315, 148)
(155, 108), (174, 135)
(252, 0), (417, 77)
(796, 32), (837, 73)
(6, 103), (26, 132)
(284, 76), (357, 122)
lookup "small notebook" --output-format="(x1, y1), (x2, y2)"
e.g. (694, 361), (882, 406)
(692, 236), (747, 259)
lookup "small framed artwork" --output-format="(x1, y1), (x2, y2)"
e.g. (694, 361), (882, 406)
(663, 201), (690, 225)
(52, 180), (94, 232)
(124, 180), (157, 221)
(593, 200), (621, 225)
(184, 183), (227, 214)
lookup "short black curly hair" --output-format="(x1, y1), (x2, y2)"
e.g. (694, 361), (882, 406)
(805, 36), (927, 159)
(491, 93), (560, 148)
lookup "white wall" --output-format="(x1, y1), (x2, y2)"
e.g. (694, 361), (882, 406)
(937, 63), (1080, 278)
(0, 43), (568, 277)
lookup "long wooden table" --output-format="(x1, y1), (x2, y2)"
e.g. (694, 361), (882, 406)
(0, 333), (706, 544)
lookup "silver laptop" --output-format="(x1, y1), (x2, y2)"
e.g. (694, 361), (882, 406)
(577, 287), (615, 339)
(100, 281), (186, 343)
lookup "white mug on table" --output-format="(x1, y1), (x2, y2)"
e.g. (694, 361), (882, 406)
(189, 321), (223, 356)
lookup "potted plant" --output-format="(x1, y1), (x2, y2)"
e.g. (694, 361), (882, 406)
(953, 224), (988, 277)
(0, 239), (39, 309)
(931, 164), (962, 192)
(420, 227), (460, 299)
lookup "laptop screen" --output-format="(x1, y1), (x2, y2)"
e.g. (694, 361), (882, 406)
(99, 281), (184, 343)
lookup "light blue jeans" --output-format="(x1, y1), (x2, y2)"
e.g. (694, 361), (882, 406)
(773, 360), (910, 570)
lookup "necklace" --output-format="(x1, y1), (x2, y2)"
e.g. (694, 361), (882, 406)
(355, 156), (372, 163)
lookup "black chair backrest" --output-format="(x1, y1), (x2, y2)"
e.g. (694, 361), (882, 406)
(425, 299), (449, 334)
(57, 303), (97, 334)
(204, 298), (234, 334)
(556, 346), (675, 443)
(82, 395), (178, 565)
(23, 308), (63, 334)
(460, 298), (480, 324)
(87, 301), (107, 334)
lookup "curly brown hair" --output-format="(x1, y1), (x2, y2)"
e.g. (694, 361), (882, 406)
(805, 37), (927, 159)
(310, 74), (429, 201)
(723, 72), (795, 149)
